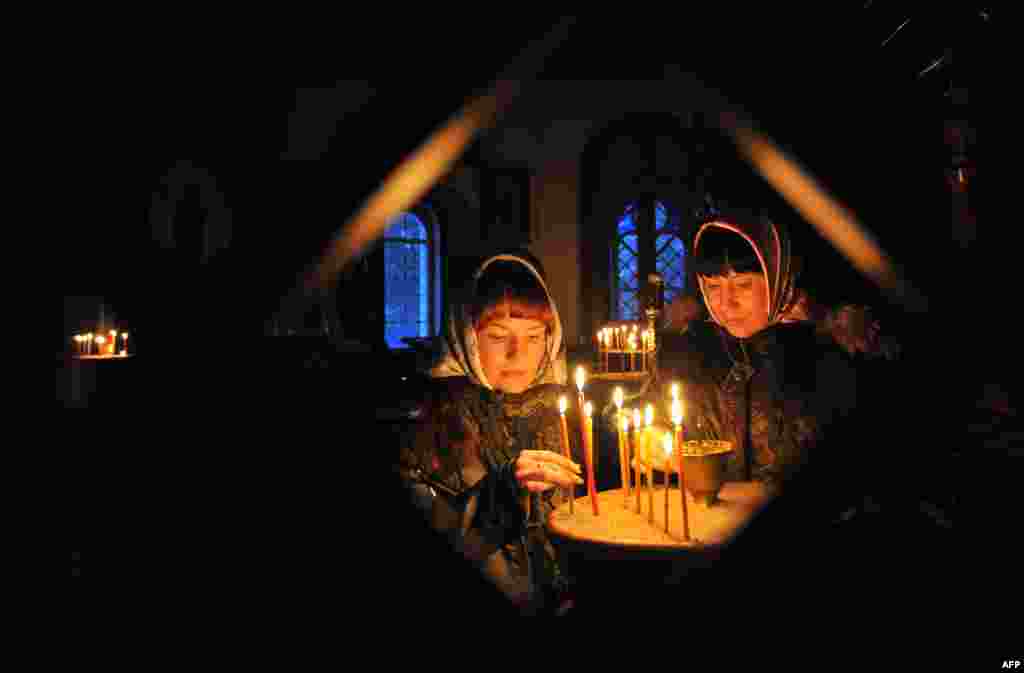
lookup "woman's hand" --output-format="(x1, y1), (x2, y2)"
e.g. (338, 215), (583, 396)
(514, 450), (584, 493)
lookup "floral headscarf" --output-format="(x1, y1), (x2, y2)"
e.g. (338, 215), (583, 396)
(429, 253), (567, 388)
(693, 217), (803, 329)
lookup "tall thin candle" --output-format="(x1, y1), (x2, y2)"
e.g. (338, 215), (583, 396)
(613, 387), (628, 507)
(645, 403), (654, 524)
(672, 398), (690, 541)
(558, 396), (574, 515)
(583, 401), (599, 515)
(632, 408), (642, 514)
(662, 432), (672, 534)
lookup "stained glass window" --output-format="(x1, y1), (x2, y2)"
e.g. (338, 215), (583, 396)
(613, 201), (685, 318)
(614, 205), (640, 320)
(654, 202), (685, 307)
(383, 212), (430, 349)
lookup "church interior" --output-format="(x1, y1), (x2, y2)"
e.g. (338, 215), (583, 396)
(61, 8), (1013, 616)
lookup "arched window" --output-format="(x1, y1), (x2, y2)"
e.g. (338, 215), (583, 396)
(613, 204), (641, 320)
(654, 202), (686, 308)
(383, 211), (438, 349)
(613, 200), (684, 320)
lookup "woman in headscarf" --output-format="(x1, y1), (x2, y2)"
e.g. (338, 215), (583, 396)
(397, 249), (580, 615)
(657, 216), (859, 506)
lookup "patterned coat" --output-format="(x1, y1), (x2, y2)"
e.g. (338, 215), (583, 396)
(398, 377), (571, 611)
(658, 320), (858, 488)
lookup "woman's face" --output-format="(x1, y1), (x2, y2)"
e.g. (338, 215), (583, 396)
(476, 316), (548, 393)
(701, 270), (770, 339)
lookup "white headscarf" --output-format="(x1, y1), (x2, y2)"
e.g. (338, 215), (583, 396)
(429, 253), (567, 388)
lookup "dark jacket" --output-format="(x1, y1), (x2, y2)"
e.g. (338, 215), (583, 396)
(659, 320), (857, 487)
(397, 376), (570, 612)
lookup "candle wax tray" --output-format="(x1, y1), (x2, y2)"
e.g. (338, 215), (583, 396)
(547, 487), (759, 549)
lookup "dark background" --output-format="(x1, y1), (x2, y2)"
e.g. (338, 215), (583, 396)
(60, 8), (1012, 618)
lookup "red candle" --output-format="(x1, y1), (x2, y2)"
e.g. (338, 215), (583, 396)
(583, 401), (599, 515)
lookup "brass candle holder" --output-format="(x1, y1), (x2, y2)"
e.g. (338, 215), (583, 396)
(677, 439), (733, 506)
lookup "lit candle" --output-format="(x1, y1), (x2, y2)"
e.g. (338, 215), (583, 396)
(672, 397), (690, 541)
(73, 334), (82, 355)
(558, 396), (574, 515)
(86, 333), (93, 355)
(639, 330), (645, 371)
(645, 403), (654, 524)
(574, 365), (591, 471)
(600, 331), (607, 372)
(613, 387), (628, 506)
(663, 432), (673, 534)
(95, 334), (106, 356)
(109, 330), (118, 356)
(121, 332), (129, 355)
(583, 401), (599, 516)
(632, 408), (642, 514)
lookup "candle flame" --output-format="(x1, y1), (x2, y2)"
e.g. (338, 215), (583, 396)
(632, 408), (641, 427)
(575, 365), (585, 392)
(584, 401), (593, 417)
(671, 398), (683, 427)
(621, 414), (630, 431)
(110, 330), (117, 337)
(671, 383), (679, 401)
(644, 403), (654, 427)
(95, 335), (106, 345)
(613, 386), (623, 409)
(559, 396), (567, 414)
(663, 432), (673, 456)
